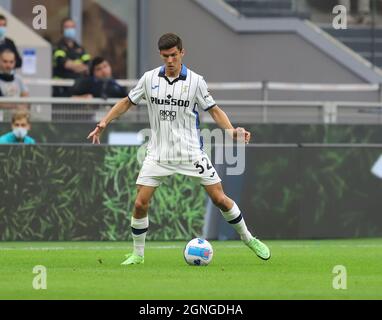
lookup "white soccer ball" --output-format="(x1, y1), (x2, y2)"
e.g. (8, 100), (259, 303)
(184, 238), (213, 266)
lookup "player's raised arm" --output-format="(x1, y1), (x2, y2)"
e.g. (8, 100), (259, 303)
(87, 96), (133, 144)
(208, 106), (251, 144)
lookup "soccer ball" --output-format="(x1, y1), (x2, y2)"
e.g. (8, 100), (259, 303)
(184, 238), (213, 266)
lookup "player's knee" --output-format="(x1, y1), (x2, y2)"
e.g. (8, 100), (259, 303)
(134, 199), (149, 214)
(211, 194), (227, 209)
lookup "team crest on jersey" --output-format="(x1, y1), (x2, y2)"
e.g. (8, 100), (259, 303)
(182, 85), (189, 94)
(160, 110), (177, 121)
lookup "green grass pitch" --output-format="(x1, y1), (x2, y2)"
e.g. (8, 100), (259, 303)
(0, 239), (381, 300)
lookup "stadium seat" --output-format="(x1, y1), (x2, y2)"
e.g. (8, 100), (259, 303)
(225, 0), (310, 18)
(323, 26), (382, 68)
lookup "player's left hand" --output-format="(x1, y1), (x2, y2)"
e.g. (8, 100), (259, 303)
(234, 127), (251, 144)
(87, 122), (106, 144)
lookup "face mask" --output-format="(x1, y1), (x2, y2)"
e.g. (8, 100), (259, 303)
(0, 26), (7, 38)
(64, 28), (76, 40)
(13, 127), (28, 139)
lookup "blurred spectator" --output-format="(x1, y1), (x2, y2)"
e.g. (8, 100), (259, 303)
(0, 110), (35, 144)
(53, 18), (91, 97)
(339, 0), (372, 24)
(0, 14), (22, 69)
(71, 57), (127, 99)
(0, 49), (28, 97)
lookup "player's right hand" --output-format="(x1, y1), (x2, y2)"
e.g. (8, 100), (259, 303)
(87, 122), (106, 144)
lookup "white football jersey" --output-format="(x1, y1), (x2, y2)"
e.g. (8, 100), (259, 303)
(128, 65), (216, 162)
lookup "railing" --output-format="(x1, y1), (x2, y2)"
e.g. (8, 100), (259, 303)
(23, 78), (382, 96)
(2, 79), (382, 124)
(1, 97), (382, 124)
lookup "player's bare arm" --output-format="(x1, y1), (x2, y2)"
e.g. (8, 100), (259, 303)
(87, 96), (134, 144)
(208, 105), (251, 144)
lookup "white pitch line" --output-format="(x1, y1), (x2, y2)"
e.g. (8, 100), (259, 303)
(280, 244), (382, 248)
(0, 244), (240, 251)
(0, 243), (382, 251)
(0, 245), (183, 251)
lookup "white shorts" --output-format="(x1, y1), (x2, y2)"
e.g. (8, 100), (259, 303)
(136, 155), (222, 187)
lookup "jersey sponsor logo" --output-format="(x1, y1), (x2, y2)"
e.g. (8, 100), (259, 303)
(151, 96), (190, 108)
(160, 110), (177, 121)
(151, 85), (159, 90)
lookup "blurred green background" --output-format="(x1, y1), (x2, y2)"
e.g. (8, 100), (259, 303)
(1, 124), (382, 240)
(0, 145), (206, 240)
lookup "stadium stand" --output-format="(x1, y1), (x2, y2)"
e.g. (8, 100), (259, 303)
(223, 0), (382, 70)
(225, 0), (310, 18)
(323, 26), (382, 68)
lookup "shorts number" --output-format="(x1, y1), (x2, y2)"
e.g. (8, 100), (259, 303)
(194, 161), (204, 174)
(194, 157), (212, 175)
(202, 157), (213, 170)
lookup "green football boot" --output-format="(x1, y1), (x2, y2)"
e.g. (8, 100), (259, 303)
(121, 253), (144, 265)
(246, 238), (271, 261)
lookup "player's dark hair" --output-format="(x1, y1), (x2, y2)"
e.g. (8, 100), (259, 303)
(0, 14), (7, 22)
(158, 33), (183, 51)
(90, 56), (106, 76)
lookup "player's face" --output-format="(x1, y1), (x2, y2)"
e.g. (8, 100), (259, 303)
(94, 61), (112, 79)
(0, 52), (15, 73)
(12, 118), (31, 131)
(160, 46), (184, 76)
(0, 19), (6, 27)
